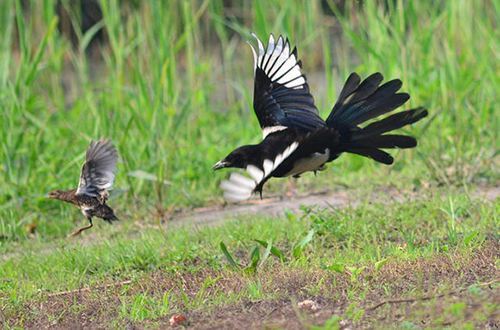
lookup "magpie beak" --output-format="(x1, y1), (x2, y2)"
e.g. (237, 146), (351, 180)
(212, 160), (228, 170)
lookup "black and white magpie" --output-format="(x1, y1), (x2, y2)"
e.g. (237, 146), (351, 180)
(213, 34), (428, 202)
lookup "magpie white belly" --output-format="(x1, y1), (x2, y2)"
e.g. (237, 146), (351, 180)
(284, 149), (330, 177)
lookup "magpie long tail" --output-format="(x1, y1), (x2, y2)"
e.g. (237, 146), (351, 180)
(326, 73), (428, 164)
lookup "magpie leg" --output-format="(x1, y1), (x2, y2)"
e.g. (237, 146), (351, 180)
(255, 184), (264, 200)
(70, 217), (93, 237)
(254, 177), (270, 200)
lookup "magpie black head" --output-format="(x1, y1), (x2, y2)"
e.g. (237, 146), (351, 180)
(213, 145), (259, 170)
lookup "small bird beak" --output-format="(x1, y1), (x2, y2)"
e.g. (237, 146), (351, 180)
(212, 160), (228, 170)
(47, 191), (58, 199)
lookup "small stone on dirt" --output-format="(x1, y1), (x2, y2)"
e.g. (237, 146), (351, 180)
(169, 314), (187, 327)
(298, 299), (320, 311)
(339, 319), (351, 329)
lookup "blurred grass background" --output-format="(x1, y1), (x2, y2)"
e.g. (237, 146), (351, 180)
(0, 0), (497, 242)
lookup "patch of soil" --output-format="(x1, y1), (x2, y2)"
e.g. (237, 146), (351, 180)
(12, 240), (499, 329)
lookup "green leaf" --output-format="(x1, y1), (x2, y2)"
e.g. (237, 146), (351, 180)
(219, 242), (240, 269)
(374, 258), (388, 271)
(323, 262), (345, 273)
(245, 245), (260, 274)
(293, 229), (315, 258)
(463, 231), (478, 246)
(250, 246), (260, 267)
(254, 239), (286, 262)
(80, 20), (106, 52)
(258, 239), (273, 267)
(347, 266), (366, 282)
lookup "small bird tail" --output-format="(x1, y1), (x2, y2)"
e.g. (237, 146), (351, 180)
(325, 72), (428, 164)
(106, 213), (119, 222)
(98, 204), (119, 223)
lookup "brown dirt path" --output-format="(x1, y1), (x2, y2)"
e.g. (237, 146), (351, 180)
(169, 185), (499, 228)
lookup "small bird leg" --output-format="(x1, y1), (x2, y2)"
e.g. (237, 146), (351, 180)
(70, 217), (93, 237)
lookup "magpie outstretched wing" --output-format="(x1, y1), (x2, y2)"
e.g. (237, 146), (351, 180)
(250, 34), (325, 137)
(76, 139), (118, 202)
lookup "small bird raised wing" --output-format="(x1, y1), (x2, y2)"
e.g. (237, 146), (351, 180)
(250, 34), (325, 138)
(76, 139), (118, 202)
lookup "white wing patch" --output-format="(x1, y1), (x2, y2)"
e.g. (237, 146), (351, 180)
(249, 33), (306, 90)
(220, 141), (299, 202)
(262, 125), (287, 139)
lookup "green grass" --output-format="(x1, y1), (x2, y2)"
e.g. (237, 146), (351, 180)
(0, 190), (497, 327)
(0, 1), (497, 243)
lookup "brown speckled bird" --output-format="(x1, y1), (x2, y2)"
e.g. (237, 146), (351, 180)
(48, 139), (119, 236)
